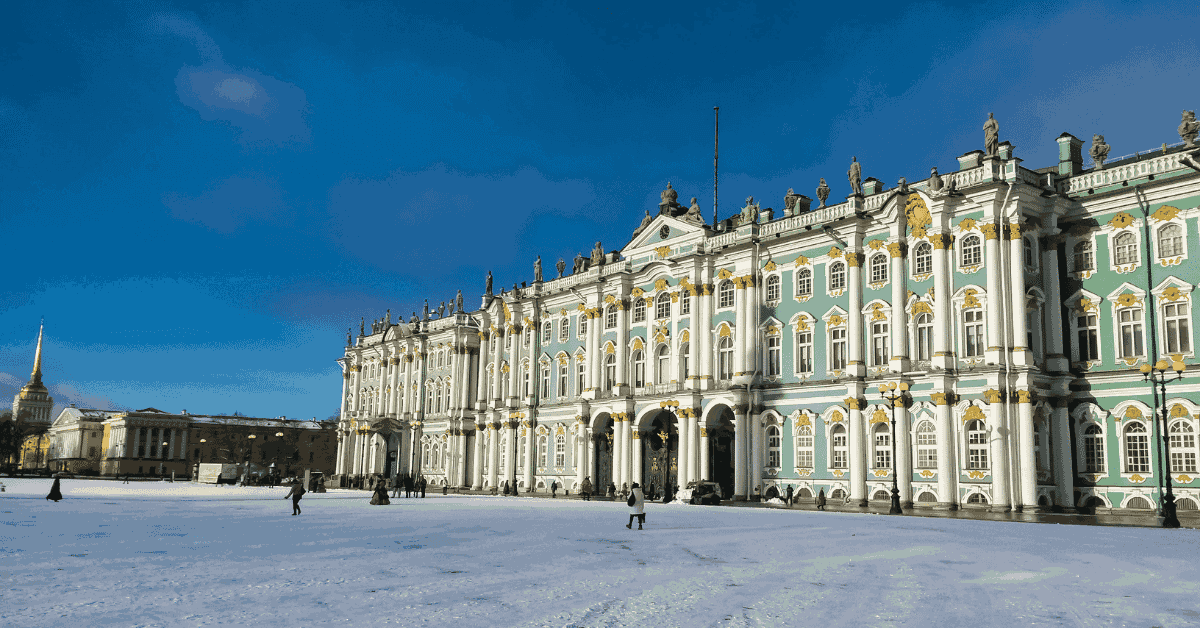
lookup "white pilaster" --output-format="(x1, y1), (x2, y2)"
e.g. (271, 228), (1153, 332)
(1009, 221), (1029, 366)
(1016, 392), (1037, 509)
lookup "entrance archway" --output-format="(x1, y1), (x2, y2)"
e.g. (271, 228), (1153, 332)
(640, 410), (678, 499)
(706, 405), (735, 500)
(592, 414), (614, 494)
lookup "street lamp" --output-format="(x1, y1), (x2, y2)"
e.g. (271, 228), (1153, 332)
(877, 381), (910, 515)
(247, 434), (257, 464)
(160, 441), (168, 476)
(1140, 358), (1185, 528)
(199, 439), (206, 463)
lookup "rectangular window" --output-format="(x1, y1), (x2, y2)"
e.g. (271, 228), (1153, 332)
(916, 432), (937, 468)
(1170, 428), (1196, 473)
(1077, 314), (1099, 361)
(1126, 432), (1150, 473)
(1164, 302), (1191, 354)
(916, 316), (933, 362)
(1119, 308), (1144, 358)
(871, 321), (889, 366)
(831, 328), (847, 370)
(540, 367), (550, 398)
(579, 317), (587, 338)
(560, 319), (569, 342)
(963, 309), (984, 357)
(874, 432), (891, 469)
(1083, 432), (1105, 473)
(766, 335), (781, 377)
(968, 430), (988, 470)
(680, 294), (691, 315)
(558, 365), (568, 399)
(796, 331), (813, 374)
(576, 362), (586, 393)
(831, 433), (847, 469)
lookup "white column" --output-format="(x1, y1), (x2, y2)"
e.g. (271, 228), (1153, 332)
(506, 420), (518, 488)
(988, 395), (1012, 510)
(472, 422), (484, 489)
(848, 251), (865, 377)
(676, 410), (689, 489)
(698, 281), (713, 388)
(132, 427), (140, 460)
(733, 277), (747, 376)
(575, 419), (586, 491)
(931, 234), (954, 370)
(889, 242), (908, 372)
(687, 411), (700, 485)
(621, 415), (631, 489)
(745, 274), (759, 378)
(699, 422), (710, 481)
(166, 429), (176, 460)
(1043, 236), (1068, 372)
(1016, 391), (1037, 509)
(508, 328), (523, 405)
(180, 430), (188, 465)
(1009, 222), (1029, 366)
(848, 396), (867, 505)
(734, 405), (747, 499)
(1052, 401), (1074, 508)
(523, 421), (534, 492)
(935, 394), (958, 508)
(487, 422), (499, 489)
(894, 404), (912, 506)
(749, 412), (762, 497)
(476, 333), (490, 407)
(616, 302), (628, 391)
(983, 223), (1003, 364)
(631, 432), (642, 487)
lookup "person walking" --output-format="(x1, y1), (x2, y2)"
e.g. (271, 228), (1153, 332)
(284, 480), (305, 515)
(786, 484), (794, 507)
(404, 474), (412, 498)
(817, 488), (827, 511)
(420, 476), (427, 498)
(580, 477), (592, 501)
(551, 480), (558, 498)
(46, 477), (63, 502)
(625, 482), (646, 530)
(391, 474), (400, 498)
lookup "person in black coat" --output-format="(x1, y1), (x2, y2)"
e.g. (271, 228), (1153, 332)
(786, 484), (794, 507)
(46, 477), (63, 502)
(551, 480), (558, 498)
(420, 477), (426, 498)
(817, 488), (827, 511)
(283, 481), (305, 515)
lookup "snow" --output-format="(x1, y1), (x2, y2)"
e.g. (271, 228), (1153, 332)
(3, 478), (1199, 627)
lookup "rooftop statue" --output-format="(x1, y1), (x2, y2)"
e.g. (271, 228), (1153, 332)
(739, 196), (758, 225)
(423, 299), (429, 320)
(847, 158), (862, 196)
(683, 197), (705, 225)
(534, 256), (543, 283)
(485, 270), (493, 295)
(784, 188), (798, 213)
(572, 252), (585, 274)
(360, 317), (365, 336)
(660, 181), (678, 206)
(1179, 111), (1199, 148)
(556, 257), (566, 278)
(631, 210), (652, 239)
(346, 328), (352, 347)
(816, 178), (830, 207)
(896, 177), (908, 194)
(1090, 134), (1111, 170)
(983, 113), (1000, 157)
(456, 290), (464, 312)
(591, 241), (605, 266)
(928, 167), (943, 194)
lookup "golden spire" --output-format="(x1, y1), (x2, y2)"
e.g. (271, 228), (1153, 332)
(31, 319), (44, 386)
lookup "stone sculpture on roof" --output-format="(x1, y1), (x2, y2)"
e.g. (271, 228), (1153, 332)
(632, 210), (653, 239)
(1090, 134), (1111, 170)
(556, 257), (566, 278)
(816, 178), (830, 207)
(534, 256), (543, 283)
(1179, 111), (1198, 148)
(847, 158), (862, 196)
(572, 252), (585, 274)
(485, 271), (493, 295)
(984, 113), (1000, 157)
(683, 197), (705, 225)
(928, 167), (944, 194)
(456, 290), (464, 312)
(591, 241), (605, 267)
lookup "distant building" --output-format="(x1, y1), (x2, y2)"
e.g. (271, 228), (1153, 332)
(9, 322), (53, 469)
(44, 408), (337, 477)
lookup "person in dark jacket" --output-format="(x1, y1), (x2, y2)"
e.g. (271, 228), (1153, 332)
(284, 481), (305, 515)
(420, 477), (426, 498)
(46, 477), (63, 502)
(580, 477), (593, 501)
(786, 484), (794, 507)
(404, 474), (412, 498)
(551, 480), (558, 498)
(817, 489), (827, 511)
(391, 475), (401, 498)
(370, 480), (390, 505)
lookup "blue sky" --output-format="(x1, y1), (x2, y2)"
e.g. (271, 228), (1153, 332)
(2, 1), (1198, 419)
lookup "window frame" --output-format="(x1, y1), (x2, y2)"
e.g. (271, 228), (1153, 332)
(655, 292), (672, 320)
(765, 274), (782, 302)
(869, 253), (888, 284)
(795, 425), (814, 469)
(828, 261), (846, 293)
(717, 335), (734, 381)
(829, 424), (848, 469)
(873, 422), (892, 470)
(912, 241), (933, 277)
(959, 234), (982, 268)
(795, 267), (813, 298)
(966, 418), (988, 470)
(717, 280), (735, 309)
(632, 298), (646, 323)
(1123, 422), (1151, 474)
(915, 420), (937, 469)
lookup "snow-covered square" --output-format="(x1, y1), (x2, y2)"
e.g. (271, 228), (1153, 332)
(3, 479), (1199, 627)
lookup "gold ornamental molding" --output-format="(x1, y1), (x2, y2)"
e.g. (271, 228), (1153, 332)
(962, 405), (985, 423)
(981, 223), (999, 240)
(1151, 205), (1181, 222)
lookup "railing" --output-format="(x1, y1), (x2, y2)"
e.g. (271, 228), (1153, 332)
(639, 382), (683, 396)
(1067, 151), (1188, 194)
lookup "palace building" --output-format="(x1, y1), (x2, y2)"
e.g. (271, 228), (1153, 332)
(335, 114), (1200, 512)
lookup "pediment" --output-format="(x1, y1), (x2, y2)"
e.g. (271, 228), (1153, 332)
(622, 214), (711, 266)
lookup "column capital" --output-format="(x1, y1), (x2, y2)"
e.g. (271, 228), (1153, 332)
(846, 252), (863, 268)
(930, 233), (952, 250)
(930, 392), (955, 406)
(844, 397), (863, 410)
(887, 242), (907, 258)
(1007, 222), (1023, 240)
(980, 223), (1000, 240)
(1015, 389), (1035, 404)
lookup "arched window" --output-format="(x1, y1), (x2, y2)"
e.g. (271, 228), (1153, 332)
(604, 353), (616, 389)
(538, 435), (548, 467)
(766, 425), (781, 468)
(605, 305), (617, 329)
(829, 262), (846, 291)
(870, 254), (888, 284)
(656, 345), (670, 385)
(1123, 422), (1150, 473)
(543, 322), (552, 344)
(1159, 223), (1184, 258)
(633, 298), (646, 322)
(795, 325), (813, 374)
(960, 235), (982, 267)
(1083, 424), (1105, 472)
(1170, 421), (1197, 473)
(874, 423), (892, 469)
(443, 380), (451, 411)
(426, 384), (435, 414)
(966, 419), (987, 469)
(578, 315), (587, 338)
(765, 275), (781, 302)
(1114, 232), (1138, 265)
(717, 336), (734, 381)
(795, 425), (814, 468)
(632, 350), (645, 388)
(555, 434), (567, 467)
(914, 313), (933, 361)
(913, 242), (933, 275)
(1073, 240), (1094, 271)
(915, 421), (936, 468)
(559, 319), (570, 342)
(656, 292), (672, 319)
(796, 268), (813, 297)
(765, 332), (782, 377)
(422, 442), (431, 468)
(522, 367), (531, 397)
(830, 425), (848, 469)
(718, 280), (735, 308)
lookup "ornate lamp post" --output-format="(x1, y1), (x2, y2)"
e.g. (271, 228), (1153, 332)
(275, 431), (286, 478)
(160, 441), (168, 476)
(1140, 358), (1185, 528)
(198, 438), (206, 464)
(247, 434), (257, 464)
(877, 381), (910, 515)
